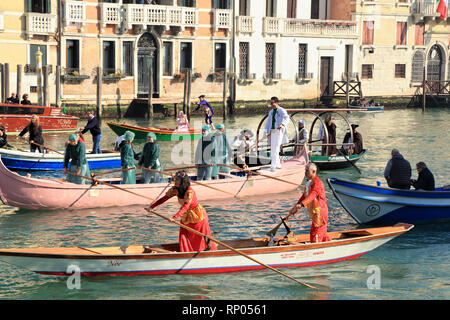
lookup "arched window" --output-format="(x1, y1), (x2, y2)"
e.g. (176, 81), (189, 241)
(411, 50), (425, 83)
(427, 45), (443, 81)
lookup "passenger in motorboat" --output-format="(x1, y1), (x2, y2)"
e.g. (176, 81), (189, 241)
(411, 162), (435, 191)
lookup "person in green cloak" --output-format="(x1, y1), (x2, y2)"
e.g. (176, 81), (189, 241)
(64, 133), (90, 184)
(120, 130), (136, 184)
(211, 123), (233, 179)
(138, 132), (163, 183)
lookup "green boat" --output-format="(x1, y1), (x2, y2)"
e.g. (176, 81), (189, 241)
(106, 121), (202, 141)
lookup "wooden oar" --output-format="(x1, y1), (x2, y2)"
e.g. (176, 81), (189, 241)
(145, 207), (317, 289)
(218, 163), (302, 188)
(267, 207), (307, 237)
(163, 164), (213, 172)
(91, 167), (134, 177)
(336, 148), (362, 174)
(25, 141), (64, 156)
(141, 167), (240, 198)
(61, 170), (156, 202)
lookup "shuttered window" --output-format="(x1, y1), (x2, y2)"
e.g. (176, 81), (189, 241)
(396, 22), (407, 46)
(287, 0), (297, 18)
(180, 42), (192, 72)
(395, 64), (406, 78)
(411, 50), (425, 82)
(361, 64), (373, 79)
(415, 23), (424, 46)
(122, 41), (133, 76)
(178, 0), (196, 7)
(266, 0), (276, 17)
(362, 21), (374, 45)
(265, 43), (275, 78)
(310, 0), (319, 19)
(29, 44), (47, 66)
(239, 42), (249, 78)
(162, 42), (173, 76)
(298, 44), (307, 78)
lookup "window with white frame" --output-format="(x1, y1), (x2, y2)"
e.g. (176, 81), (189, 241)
(214, 43), (227, 72)
(66, 39), (80, 74)
(103, 41), (116, 75)
(122, 41), (133, 76)
(163, 41), (173, 76)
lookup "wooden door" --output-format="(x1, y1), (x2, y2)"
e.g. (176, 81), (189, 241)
(137, 33), (158, 95)
(320, 57), (334, 96)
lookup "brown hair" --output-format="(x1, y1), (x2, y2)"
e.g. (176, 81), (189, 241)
(30, 115), (40, 135)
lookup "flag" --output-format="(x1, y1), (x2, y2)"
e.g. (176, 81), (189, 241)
(436, 0), (448, 20)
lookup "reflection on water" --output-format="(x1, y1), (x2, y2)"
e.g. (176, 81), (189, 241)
(0, 108), (449, 299)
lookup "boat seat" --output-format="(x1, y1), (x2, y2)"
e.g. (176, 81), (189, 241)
(142, 245), (173, 254)
(339, 230), (372, 238)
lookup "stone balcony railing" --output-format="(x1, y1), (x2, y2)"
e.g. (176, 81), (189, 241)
(263, 17), (357, 38)
(213, 9), (232, 33)
(236, 16), (254, 34)
(101, 3), (121, 31)
(411, 0), (449, 18)
(123, 4), (197, 32)
(64, 0), (86, 29)
(25, 12), (57, 39)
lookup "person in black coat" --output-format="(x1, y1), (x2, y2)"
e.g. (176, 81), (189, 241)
(18, 114), (44, 152)
(342, 124), (363, 155)
(411, 162), (435, 191)
(81, 110), (102, 154)
(21, 93), (31, 105)
(384, 149), (411, 190)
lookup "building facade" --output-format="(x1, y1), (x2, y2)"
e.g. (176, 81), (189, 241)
(1, 0), (447, 107)
(352, 0), (450, 97)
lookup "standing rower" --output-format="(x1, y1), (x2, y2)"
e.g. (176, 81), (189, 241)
(120, 131), (136, 184)
(264, 97), (289, 171)
(64, 133), (90, 184)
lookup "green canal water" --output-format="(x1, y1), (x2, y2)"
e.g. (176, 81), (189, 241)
(0, 107), (449, 300)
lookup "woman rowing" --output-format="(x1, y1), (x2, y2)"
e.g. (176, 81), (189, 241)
(149, 170), (217, 252)
(18, 114), (44, 153)
(64, 133), (90, 184)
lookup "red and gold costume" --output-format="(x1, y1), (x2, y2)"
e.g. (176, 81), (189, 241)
(297, 174), (331, 243)
(150, 186), (217, 252)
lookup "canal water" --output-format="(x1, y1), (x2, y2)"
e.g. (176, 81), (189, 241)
(0, 107), (449, 300)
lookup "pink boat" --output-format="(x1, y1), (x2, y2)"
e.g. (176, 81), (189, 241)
(0, 151), (307, 210)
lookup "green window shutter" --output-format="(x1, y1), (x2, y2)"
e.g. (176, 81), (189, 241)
(46, 0), (51, 13)
(213, 0), (219, 9)
(226, 0), (230, 9)
(26, 0), (33, 12)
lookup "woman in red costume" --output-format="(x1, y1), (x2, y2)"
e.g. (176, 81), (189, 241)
(289, 162), (330, 243)
(149, 170), (217, 252)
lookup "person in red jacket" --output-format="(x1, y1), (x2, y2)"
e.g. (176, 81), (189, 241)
(149, 170), (217, 252)
(289, 162), (330, 243)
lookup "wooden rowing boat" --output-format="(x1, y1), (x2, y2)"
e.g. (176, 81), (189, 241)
(0, 148), (121, 171)
(0, 223), (413, 276)
(327, 178), (450, 225)
(0, 150), (307, 210)
(106, 121), (202, 141)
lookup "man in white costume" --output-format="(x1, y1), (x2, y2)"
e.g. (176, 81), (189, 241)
(264, 97), (290, 170)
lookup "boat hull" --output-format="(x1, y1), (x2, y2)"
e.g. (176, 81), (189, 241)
(0, 224), (413, 276)
(106, 121), (202, 141)
(327, 178), (450, 225)
(0, 148), (121, 171)
(0, 151), (307, 210)
(0, 103), (79, 134)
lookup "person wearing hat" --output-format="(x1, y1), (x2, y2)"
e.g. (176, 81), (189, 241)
(342, 124), (363, 155)
(195, 125), (215, 180)
(194, 95), (215, 130)
(64, 133), (90, 184)
(148, 170), (217, 252)
(175, 111), (190, 132)
(120, 130), (136, 184)
(211, 123), (233, 179)
(138, 132), (163, 183)
(264, 96), (289, 171)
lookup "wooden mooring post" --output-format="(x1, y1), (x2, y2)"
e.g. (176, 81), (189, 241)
(55, 65), (61, 108)
(148, 66), (153, 119)
(422, 66), (426, 111)
(43, 65), (49, 107)
(96, 66), (103, 118)
(186, 69), (192, 120)
(17, 64), (22, 103)
(4, 63), (9, 103)
(223, 70), (228, 120)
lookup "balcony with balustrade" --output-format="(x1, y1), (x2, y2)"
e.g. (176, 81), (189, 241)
(236, 16), (254, 35)
(25, 12), (57, 40)
(213, 9), (232, 34)
(122, 4), (198, 33)
(63, 0), (86, 30)
(101, 2), (121, 32)
(412, 0), (448, 20)
(263, 17), (358, 38)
